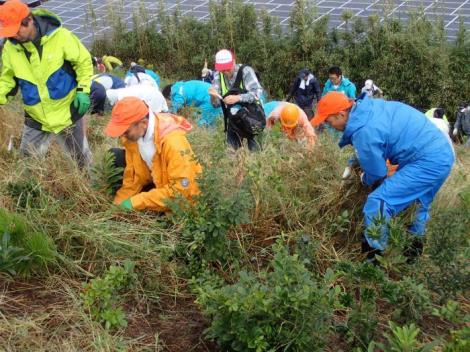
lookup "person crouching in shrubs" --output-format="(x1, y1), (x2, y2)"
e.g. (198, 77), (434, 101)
(104, 97), (202, 212)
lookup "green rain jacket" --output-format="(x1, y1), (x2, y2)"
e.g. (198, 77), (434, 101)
(0, 9), (93, 133)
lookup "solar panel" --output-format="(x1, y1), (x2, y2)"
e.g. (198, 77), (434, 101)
(31, 0), (470, 46)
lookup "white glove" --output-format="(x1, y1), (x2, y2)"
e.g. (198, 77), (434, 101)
(342, 166), (353, 180)
(453, 128), (458, 136)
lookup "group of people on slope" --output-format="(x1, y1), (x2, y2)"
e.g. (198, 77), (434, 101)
(0, 1), (466, 263)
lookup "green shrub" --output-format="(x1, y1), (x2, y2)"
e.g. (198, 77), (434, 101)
(382, 276), (432, 321)
(195, 241), (338, 351)
(375, 321), (438, 352)
(425, 207), (470, 298)
(443, 326), (470, 352)
(82, 260), (137, 330)
(171, 153), (252, 275)
(432, 300), (464, 324)
(335, 261), (385, 347)
(0, 209), (56, 275)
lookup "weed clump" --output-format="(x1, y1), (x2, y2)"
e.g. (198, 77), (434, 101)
(82, 260), (137, 330)
(0, 208), (56, 276)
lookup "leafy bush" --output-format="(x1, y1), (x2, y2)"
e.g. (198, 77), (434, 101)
(195, 241), (338, 351)
(432, 300), (464, 324)
(336, 261), (385, 347)
(82, 260), (137, 330)
(375, 321), (438, 352)
(171, 153), (252, 275)
(382, 276), (432, 321)
(443, 326), (470, 352)
(425, 207), (470, 298)
(0, 209), (56, 275)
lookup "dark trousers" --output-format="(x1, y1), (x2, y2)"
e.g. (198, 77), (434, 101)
(300, 106), (314, 121)
(109, 148), (155, 194)
(226, 128), (260, 151)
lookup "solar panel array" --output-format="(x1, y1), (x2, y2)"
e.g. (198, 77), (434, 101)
(37, 0), (470, 46)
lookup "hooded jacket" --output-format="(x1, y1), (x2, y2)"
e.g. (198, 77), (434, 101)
(322, 77), (356, 99)
(114, 113), (202, 211)
(287, 69), (321, 108)
(170, 80), (221, 126)
(170, 80), (212, 112)
(0, 9), (93, 133)
(455, 106), (470, 135)
(339, 95), (454, 187)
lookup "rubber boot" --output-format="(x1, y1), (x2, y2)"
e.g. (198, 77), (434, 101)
(361, 237), (383, 265)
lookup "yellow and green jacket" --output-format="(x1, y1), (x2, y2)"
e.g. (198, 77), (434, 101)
(0, 9), (93, 133)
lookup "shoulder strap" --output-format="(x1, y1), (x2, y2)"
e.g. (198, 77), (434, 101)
(233, 65), (247, 90)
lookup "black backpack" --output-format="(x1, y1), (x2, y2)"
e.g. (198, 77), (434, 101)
(220, 65), (266, 138)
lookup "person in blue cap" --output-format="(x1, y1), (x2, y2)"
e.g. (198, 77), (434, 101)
(162, 80), (222, 127)
(312, 92), (455, 261)
(90, 73), (125, 115)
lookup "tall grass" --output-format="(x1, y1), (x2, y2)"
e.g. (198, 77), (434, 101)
(1, 99), (468, 350)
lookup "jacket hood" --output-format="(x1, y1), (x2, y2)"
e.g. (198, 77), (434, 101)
(155, 112), (192, 146)
(298, 68), (312, 79)
(33, 9), (61, 39)
(122, 112), (193, 152)
(8, 9), (61, 46)
(339, 94), (373, 148)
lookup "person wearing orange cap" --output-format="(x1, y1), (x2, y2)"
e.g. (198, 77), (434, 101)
(0, 0), (93, 168)
(312, 92), (454, 261)
(104, 97), (202, 212)
(266, 102), (316, 150)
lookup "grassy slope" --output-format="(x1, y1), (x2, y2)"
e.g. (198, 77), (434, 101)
(0, 100), (468, 351)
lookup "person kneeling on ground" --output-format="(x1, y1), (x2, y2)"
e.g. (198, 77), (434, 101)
(312, 92), (454, 261)
(266, 102), (316, 150)
(162, 80), (221, 127)
(107, 84), (168, 114)
(90, 73), (126, 115)
(104, 97), (202, 212)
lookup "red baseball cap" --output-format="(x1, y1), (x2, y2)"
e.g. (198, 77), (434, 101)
(105, 97), (149, 137)
(0, 0), (30, 38)
(311, 92), (354, 126)
(215, 49), (235, 71)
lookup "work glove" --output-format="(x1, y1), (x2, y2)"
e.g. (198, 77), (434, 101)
(73, 92), (91, 115)
(453, 128), (458, 136)
(120, 199), (133, 211)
